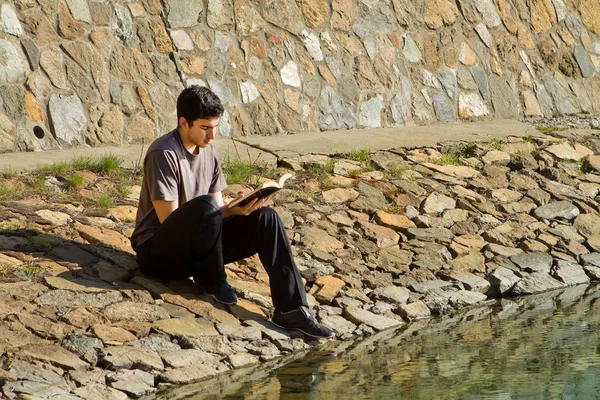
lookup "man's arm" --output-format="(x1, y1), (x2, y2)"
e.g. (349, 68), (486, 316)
(210, 191), (265, 218)
(152, 200), (178, 223)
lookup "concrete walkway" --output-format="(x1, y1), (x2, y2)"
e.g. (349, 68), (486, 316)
(0, 119), (541, 171)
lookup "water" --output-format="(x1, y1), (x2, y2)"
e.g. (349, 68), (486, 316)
(157, 284), (600, 400)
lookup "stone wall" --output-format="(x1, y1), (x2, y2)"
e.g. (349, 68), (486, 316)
(1, 0), (600, 152)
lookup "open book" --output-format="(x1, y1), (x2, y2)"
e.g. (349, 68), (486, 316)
(228, 173), (293, 208)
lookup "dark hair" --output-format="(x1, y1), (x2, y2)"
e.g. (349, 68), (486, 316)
(176, 85), (224, 126)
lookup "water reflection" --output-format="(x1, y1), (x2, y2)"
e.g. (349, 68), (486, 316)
(157, 284), (600, 400)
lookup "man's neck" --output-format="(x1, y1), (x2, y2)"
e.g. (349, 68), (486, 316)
(177, 127), (199, 155)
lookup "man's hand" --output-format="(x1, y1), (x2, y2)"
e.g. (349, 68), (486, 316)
(221, 193), (267, 218)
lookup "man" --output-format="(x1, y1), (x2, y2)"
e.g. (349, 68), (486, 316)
(130, 86), (334, 340)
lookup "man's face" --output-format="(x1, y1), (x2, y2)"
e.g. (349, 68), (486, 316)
(181, 117), (220, 148)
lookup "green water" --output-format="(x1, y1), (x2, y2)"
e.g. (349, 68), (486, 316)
(159, 284), (600, 400)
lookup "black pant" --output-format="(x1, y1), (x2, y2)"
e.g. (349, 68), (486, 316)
(135, 195), (308, 312)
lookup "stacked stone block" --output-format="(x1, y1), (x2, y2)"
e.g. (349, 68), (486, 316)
(2, 0), (600, 152)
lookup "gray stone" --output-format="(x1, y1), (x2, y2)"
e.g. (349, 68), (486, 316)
(486, 266), (520, 296)
(18, 343), (90, 371)
(470, 65), (491, 101)
(475, 23), (494, 47)
(409, 279), (454, 294)
(301, 30), (323, 61)
(9, 361), (70, 390)
(474, 0), (502, 27)
(351, 1), (396, 37)
(107, 369), (156, 398)
(2, 381), (76, 399)
(170, 30), (194, 51)
(112, 5), (134, 45)
(102, 346), (164, 371)
(133, 336), (181, 353)
(581, 252), (600, 267)
(439, 271), (491, 293)
(422, 193), (456, 214)
(318, 86), (356, 130)
(447, 290), (487, 307)
(584, 265), (600, 280)
(35, 290), (123, 308)
(214, 31), (231, 53)
(207, 79), (231, 104)
(159, 363), (226, 384)
(534, 83), (555, 116)
(552, 0), (567, 21)
(48, 93), (87, 146)
(510, 252), (553, 273)
(574, 45), (595, 78)
(0, 4), (23, 36)
(402, 34), (422, 62)
(344, 307), (402, 331)
(103, 301), (170, 322)
(438, 69), (457, 99)
(63, 333), (103, 364)
(20, 37), (39, 70)
(74, 385), (128, 400)
(296, 257), (335, 281)
(390, 90), (411, 125)
(359, 95), (384, 128)
(511, 272), (565, 294)
(0, 113), (14, 152)
(552, 260), (590, 286)
(406, 227), (455, 242)
(0, 39), (29, 82)
(167, 0), (203, 28)
(245, 340), (280, 360)
(320, 315), (357, 336)
(66, 60), (99, 104)
(207, 0), (233, 28)
(546, 79), (580, 115)
(396, 301), (431, 320)
(489, 76), (519, 118)
(372, 286), (411, 304)
(65, 0), (92, 23)
(534, 201), (580, 220)
(573, 214), (600, 236)
(432, 92), (455, 122)
(240, 81), (260, 103)
(280, 60), (301, 88)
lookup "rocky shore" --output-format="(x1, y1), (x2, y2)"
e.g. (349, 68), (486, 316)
(1, 128), (600, 398)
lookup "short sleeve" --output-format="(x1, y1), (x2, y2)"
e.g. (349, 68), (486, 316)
(145, 150), (180, 201)
(209, 151), (227, 193)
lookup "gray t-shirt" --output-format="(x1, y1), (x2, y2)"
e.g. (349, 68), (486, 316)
(130, 129), (227, 250)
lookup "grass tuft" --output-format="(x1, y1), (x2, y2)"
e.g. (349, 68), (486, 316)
(95, 194), (115, 208)
(90, 154), (122, 175)
(65, 173), (84, 189)
(222, 156), (260, 184)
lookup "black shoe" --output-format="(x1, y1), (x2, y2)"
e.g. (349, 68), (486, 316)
(272, 306), (335, 339)
(199, 280), (237, 305)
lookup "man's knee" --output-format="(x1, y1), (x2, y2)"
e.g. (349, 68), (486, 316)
(256, 207), (283, 227)
(188, 195), (221, 215)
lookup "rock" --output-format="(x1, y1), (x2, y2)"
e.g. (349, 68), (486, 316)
(423, 163), (480, 179)
(511, 272), (564, 294)
(166, 0), (203, 28)
(552, 261), (590, 286)
(534, 201), (580, 220)
(0, 4), (22, 37)
(92, 324), (137, 344)
(491, 188), (523, 203)
(107, 369), (156, 398)
(474, 0), (502, 27)
(402, 34), (422, 63)
(574, 214), (600, 236)
(545, 142), (593, 161)
(101, 346), (164, 371)
(312, 275), (345, 303)
(447, 290), (487, 306)
(18, 344), (89, 371)
(359, 95), (384, 128)
(374, 211), (416, 230)
(482, 151), (511, 166)
(422, 193), (456, 214)
(48, 93), (87, 146)
(344, 307), (402, 331)
(486, 266), (520, 296)
(63, 333), (103, 364)
(423, 0), (458, 29)
(36, 290), (123, 308)
(396, 301), (431, 320)
(320, 315), (357, 336)
(207, 0), (233, 28)
(574, 44), (595, 77)
(458, 92), (490, 118)
(358, 221), (400, 248)
(226, 352), (260, 368)
(103, 301), (170, 322)
(438, 271), (491, 292)
(510, 252), (553, 273)
(409, 279), (454, 294)
(530, 0), (556, 33)
(159, 363), (226, 384)
(448, 252), (486, 273)
(372, 286), (410, 304)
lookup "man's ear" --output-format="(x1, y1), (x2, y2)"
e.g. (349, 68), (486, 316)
(178, 117), (188, 129)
